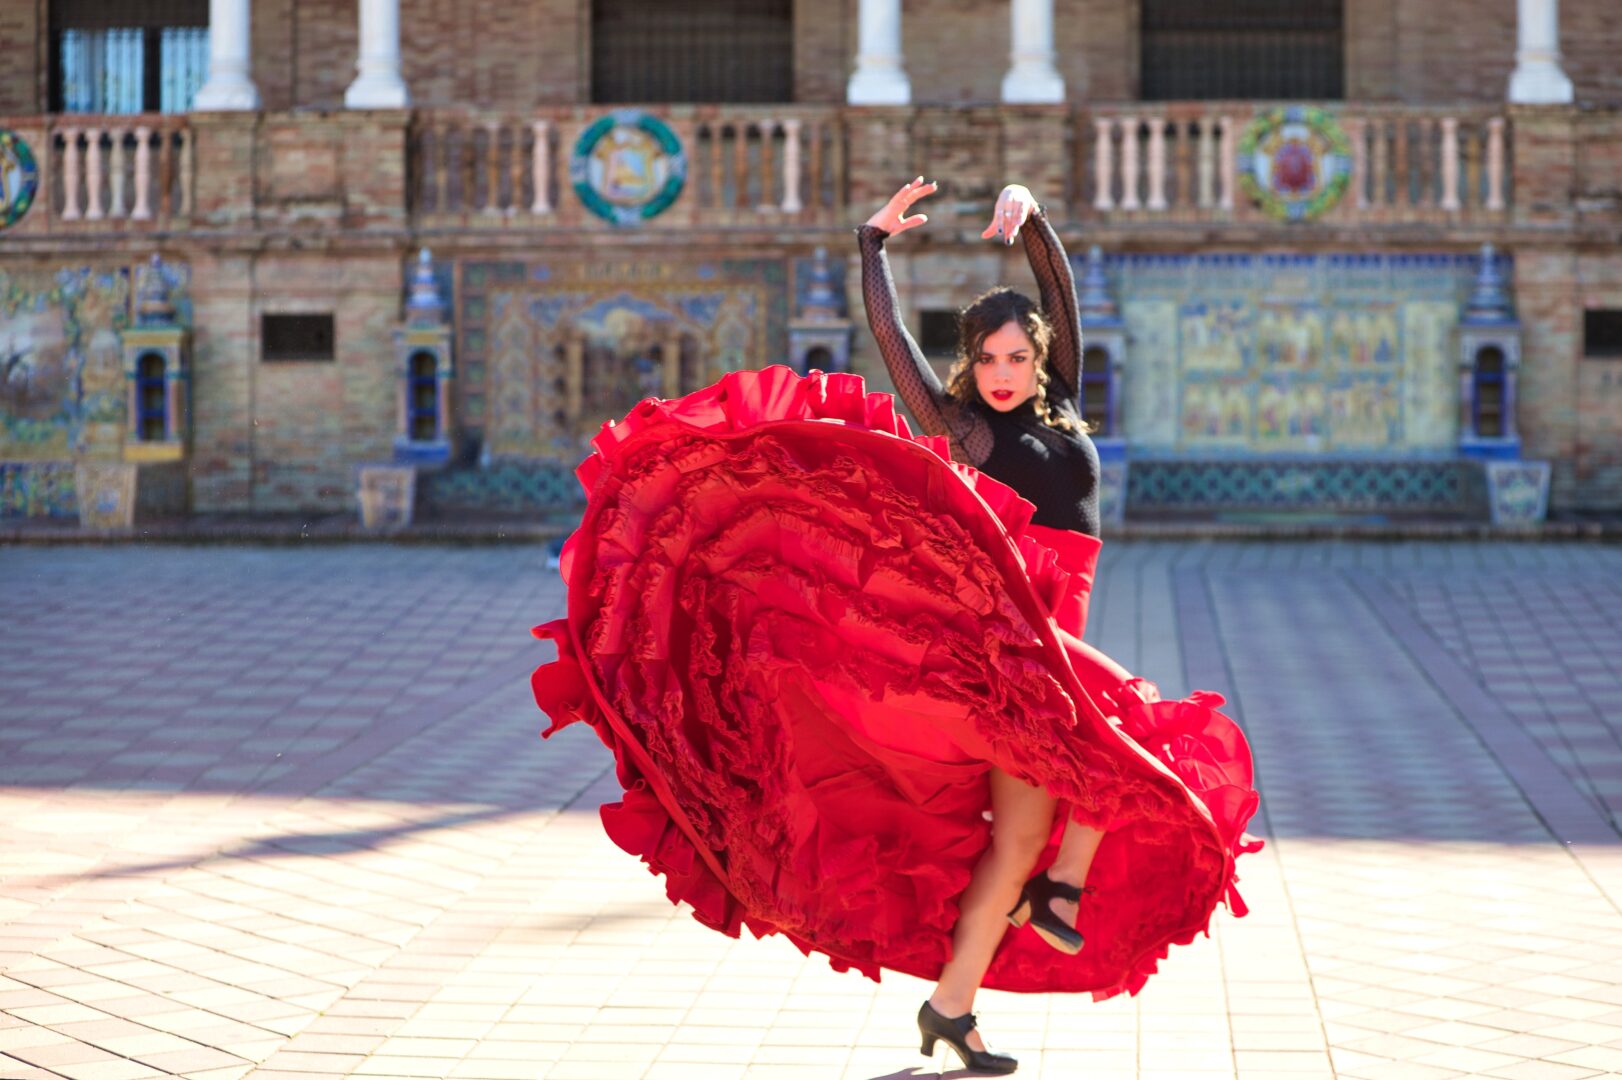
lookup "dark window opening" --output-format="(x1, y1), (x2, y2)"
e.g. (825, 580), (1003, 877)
(1140, 0), (1344, 101)
(1081, 345), (1113, 436)
(1473, 345), (1506, 439)
(804, 345), (833, 372)
(262, 314), (336, 363)
(136, 351), (167, 440)
(50, 0), (208, 114)
(919, 310), (960, 360)
(1585, 310), (1622, 358)
(592, 0), (793, 103)
(409, 351), (439, 441)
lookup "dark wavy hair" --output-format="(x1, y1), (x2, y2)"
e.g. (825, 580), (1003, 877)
(944, 287), (1085, 435)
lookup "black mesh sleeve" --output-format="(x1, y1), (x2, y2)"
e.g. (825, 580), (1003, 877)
(1020, 206), (1082, 399)
(857, 225), (990, 464)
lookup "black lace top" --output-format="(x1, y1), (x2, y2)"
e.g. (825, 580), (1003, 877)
(856, 208), (1101, 536)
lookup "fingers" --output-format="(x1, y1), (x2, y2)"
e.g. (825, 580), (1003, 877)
(894, 213), (928, 234)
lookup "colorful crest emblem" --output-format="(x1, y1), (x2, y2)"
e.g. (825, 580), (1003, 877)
(1237, 107), (1351, 222)
(0, 129), (40, 230)
(571, 110), (686, 225)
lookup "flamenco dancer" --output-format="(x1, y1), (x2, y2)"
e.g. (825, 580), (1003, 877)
(532, 180), (1260, 1075)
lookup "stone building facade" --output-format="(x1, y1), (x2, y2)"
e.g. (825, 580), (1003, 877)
(1, 0), (1619, 526)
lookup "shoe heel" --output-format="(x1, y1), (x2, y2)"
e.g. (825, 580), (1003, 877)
(1006, 896), (1031, 929)
(920, 1034), (937, 1056)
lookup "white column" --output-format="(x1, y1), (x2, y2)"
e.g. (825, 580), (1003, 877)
(1508, 0), (1573, 104)
(1001, 0), (1065, 104)
(847, 0), (910, 105)
(345, 0), (410, 109)
(192, 0), (260, 111)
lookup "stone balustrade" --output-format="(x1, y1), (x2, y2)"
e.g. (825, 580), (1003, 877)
(50, 116), (192, 225)
(409, 107), (845, 227)
(1077, 104), (1511, 223)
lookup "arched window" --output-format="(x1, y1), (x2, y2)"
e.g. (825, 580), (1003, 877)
(136, 352), (167, 441)
(51, 0), (208, 113)
(1081, 345), (1114, 436)
(591, 0), (793, 103)
(1140, 0), (1344, 101)
(1473, 346), (1506, 439)
(804, 346), (833, 373)
(409, 351), (439, 441)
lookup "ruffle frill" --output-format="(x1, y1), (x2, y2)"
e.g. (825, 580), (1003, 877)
(533, 365), (1260, 998)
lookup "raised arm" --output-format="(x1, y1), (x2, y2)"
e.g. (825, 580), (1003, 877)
(859, 180), (988, 461)
(986, 186), (1083, 398)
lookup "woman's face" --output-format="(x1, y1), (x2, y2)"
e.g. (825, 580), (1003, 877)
(973, 320), (1039, 412)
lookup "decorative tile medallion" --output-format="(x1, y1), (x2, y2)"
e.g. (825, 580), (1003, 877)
(570, 110), (687, 225)
(1237, 107), (1351, 222)
(0, 129), (39, 230)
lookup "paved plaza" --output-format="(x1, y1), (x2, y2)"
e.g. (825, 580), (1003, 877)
(3, 541), (1622, 1080)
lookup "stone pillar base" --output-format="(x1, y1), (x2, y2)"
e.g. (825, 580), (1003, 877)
(75, 462), (188, 529)
(1485, 460), (1551, 525)
(357, 464), (417, 528)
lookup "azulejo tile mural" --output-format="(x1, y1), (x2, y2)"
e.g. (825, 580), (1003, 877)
(1100, 253), (1502, 457)
(457, 258), (788, 463)
(0, 262), (193, 464)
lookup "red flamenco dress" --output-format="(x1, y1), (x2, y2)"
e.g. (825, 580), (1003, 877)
(531, 364), (1262, 1000)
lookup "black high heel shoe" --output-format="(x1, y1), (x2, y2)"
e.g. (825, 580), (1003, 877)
(917, 1000), (1018, 1075)
(1007, 872), (1093, 955)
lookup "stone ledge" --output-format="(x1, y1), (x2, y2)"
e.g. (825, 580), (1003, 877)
(4, 514), (1619, 546)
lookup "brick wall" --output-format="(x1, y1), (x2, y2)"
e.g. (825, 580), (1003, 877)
(0, 0), (39, 114)
(246, 257), (399, 514)
(189, 254), (256, 514)
(1574, 253), (1622, 511)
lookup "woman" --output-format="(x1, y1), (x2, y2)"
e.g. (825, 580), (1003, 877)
(861, 177), (1141, 1071)
(533, 181), (1258, 1078)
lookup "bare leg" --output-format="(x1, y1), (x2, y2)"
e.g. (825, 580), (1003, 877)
(927, 768), (1055, 1051)
(1043, 816), (1105, 928)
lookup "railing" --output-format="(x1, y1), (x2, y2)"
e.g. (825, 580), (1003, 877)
(409, 106), (845, 226)
(1076, 103), (1510, 222)
(49, 115), (192, 225)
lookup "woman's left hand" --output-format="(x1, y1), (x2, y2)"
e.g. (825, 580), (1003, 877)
(981, 184), (1037, 245)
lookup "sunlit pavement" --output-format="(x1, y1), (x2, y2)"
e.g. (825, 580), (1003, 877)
(3, 542), (1622, 1080)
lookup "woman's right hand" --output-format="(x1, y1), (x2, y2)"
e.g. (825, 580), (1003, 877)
(864, 177), (938, 237)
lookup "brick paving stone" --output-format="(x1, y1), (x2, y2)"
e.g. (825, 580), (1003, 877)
(4, 543), (1622, 1079)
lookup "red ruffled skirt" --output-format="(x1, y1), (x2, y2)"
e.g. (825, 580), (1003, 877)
(532, 366), (1261, 999)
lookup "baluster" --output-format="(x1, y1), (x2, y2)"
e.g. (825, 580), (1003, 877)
(1393, 119), (1410, 208)
(806, 121), (824, 210)
(1175, 120), (1195, 212)
(108, 130), (127, 218)
(1485, 117), (1506, 211)
(1463, 120), (1483, 211)
(61, 128), (82, 220)
(530, 120), (552, 214)
(1118, 117), (1140, 210)
(1092, 117), (1114, 211)
(780, 118), (803, 214)
(509, 121), (525, 216)
(1440, 116), (1461, 211)
(435, 124), (452, 212)
(177, 127), (193, 215)
(1195, 119), (1214, 209)
(484, 119), (502, 214)
(85, 129), (105, 220)
(757, 120), (777, 212)
(1345, 118), (1367, 210)
(1146, 118), (1168, 211)
(1371, 119), (1389, 207)
(831, 120), (846, 209)
(1218, 115), (1236, 211)
(157, 125), (175, 218)
(131, 125), (153, 220)
(733, 122), (749, 209)
(709, 123), (725, 209)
